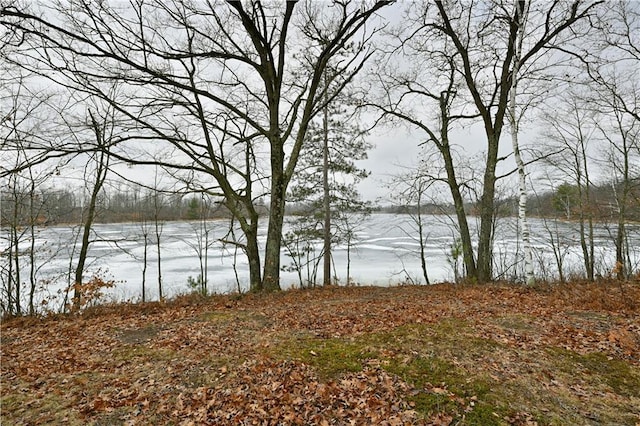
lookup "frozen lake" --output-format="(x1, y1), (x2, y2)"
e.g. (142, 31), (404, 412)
(2, 213), (639, 307)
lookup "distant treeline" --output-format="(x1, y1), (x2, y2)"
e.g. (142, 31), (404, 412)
(0, 188), (268, 227)
(2, 178), (638, 227)
(377, 179), (640, 221)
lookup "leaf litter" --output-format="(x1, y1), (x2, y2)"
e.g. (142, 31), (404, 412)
(2, 281), (639, 425)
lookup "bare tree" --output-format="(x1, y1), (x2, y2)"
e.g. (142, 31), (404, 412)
(589, 1), (640, 279)
(138, 190), (151, 303)
(185, 192), (221, 295)
(542, 93), (598, 281)
(597, 102), (639, 279)
(1, 1), (390, 292)
(370, 46), (479, 280)
(372, 0), (602, 282)
(150, 166), (165, 300)
(507, 1), (535, 285)
(387, 162), (439, 285)
(1, 70), (63, 315)
(545, 0), (640, 279)
(71, 108), (113, 310)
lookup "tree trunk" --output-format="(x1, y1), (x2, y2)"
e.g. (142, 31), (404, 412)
(73, 140), (109, 310)
(28, 179), (37, 315)
(322, 88), (331, 286)
(615, 218), (626, 279)
(11, 226), (21, 316)
(613, 148), (630, 280)
(580, 147), (595, 281)
(508, 1), (535, 286)
(6, 214), (15, 315)
(476, 135), (499, 283)
(73, 192), (97, 310)
(263, 141), (285, 291)
(142, 232), (147, 303)
(416, 188), (430, 285)
(154, 213), (163, 299)
(263, 201), (284, 291)
(440, 141), (477, 280)
(245, 221), (262, 292)
(512, 133), (534, 285)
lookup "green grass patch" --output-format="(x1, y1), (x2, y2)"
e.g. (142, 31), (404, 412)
(1, 379), (83, 425)
(271, 319), (512, 423)
(275, 335), (377, 378)
(197, 310), (236, 322)
(385, 354), (507, 425)
(547, 347), (640, 397)
(116, 324), (161, 344)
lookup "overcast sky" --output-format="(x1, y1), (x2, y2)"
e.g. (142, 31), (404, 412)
(5, 1), (631, 207)
(357, 120), (533, 204)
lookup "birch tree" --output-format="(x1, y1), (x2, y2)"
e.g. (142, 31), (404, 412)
(507, 1), (534, 285)
(373, 0), (602, 282)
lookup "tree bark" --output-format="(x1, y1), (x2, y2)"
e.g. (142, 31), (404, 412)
(476, 134), (499, 283)
(439, 103), (477, 280)
(263, 136), (286, 292)
(509, 0), (535, 286)
(245, 223), (262, 292)
(322, 81), (332, 286)
(73, 146), (108, 310)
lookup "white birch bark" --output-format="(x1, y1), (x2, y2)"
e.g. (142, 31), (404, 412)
(509, 1), (535, 285)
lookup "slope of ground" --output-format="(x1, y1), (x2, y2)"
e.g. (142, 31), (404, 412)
(2, 281), (639, 425)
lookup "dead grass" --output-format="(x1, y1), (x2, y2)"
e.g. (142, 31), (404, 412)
(2, 281), (639, 425)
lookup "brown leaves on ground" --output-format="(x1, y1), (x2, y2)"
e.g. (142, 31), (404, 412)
(1, 281), (639, 425)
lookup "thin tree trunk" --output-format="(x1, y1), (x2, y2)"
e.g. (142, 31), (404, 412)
(508, 0), (534, 285)
(346, 232), (352, 286)
(441, 143), (476, 280)
(73, 147), (108, 310)
(142, 237), (147, 303)
(6, 222), (15, 315)
(11, 226), (21, 316)
(28, 181), (37, 315)
(613, 147), (630, 280)
(322, 85), (331, 286)
(204, 223), (209, 294)
(155, 219), (162, 300)
(581, 144), (595, 281)
(152, 168), (163, 300)
(416, 187), (430, 285)
(74, 110), (111, 310)
(73, 192), (97, 309)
